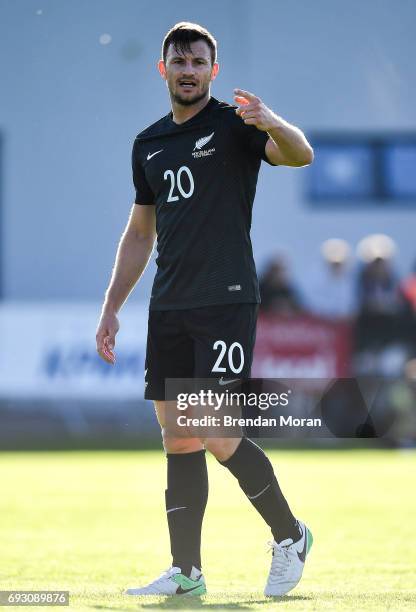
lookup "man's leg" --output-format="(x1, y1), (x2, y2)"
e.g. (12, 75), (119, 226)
(205, 435), (312, 597)
(155, 401), (208, 577)
(126, 309), (209, 596)
(205, 436), (300, 543)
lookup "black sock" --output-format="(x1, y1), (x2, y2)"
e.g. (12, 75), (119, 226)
(165, 450), (208, 576)
(220, 437), (300, 543)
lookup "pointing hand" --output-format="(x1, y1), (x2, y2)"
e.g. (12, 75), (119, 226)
(233, 88), (280, 132)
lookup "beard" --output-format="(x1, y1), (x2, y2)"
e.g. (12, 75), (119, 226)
(170, 83), (210, 107)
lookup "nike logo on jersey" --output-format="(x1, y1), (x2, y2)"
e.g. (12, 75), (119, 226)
(219, 377), (240, 386)
(194, 132), (214, 151)
(147, 149), (163, 160)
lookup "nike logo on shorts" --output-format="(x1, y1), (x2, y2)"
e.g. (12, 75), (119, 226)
(219, 377), (240, 386)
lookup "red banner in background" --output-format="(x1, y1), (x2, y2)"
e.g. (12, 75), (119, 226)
(253, 314), (352, 379)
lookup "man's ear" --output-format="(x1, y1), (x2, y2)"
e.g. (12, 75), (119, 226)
(211, 62), (219, 82)
(158, 59), (167, 80)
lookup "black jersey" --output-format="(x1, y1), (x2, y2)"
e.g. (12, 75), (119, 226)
(132, 96), (275, 311)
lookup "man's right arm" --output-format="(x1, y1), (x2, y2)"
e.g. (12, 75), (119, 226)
(96, 203), (156, 364)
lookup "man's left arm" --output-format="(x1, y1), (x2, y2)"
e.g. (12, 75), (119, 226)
(234, 88), (314, 167)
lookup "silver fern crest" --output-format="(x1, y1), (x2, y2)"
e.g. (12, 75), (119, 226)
(194, 132), (214, 150)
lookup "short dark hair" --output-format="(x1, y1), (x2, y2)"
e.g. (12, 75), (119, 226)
(162, 22), (217, 66)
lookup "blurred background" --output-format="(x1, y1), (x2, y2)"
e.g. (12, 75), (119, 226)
(1, 0), (416, 448)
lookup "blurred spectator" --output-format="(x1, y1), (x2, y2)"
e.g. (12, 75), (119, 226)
(259, 255), (302, 314)
(357, 257), (399, 318)
(354, 234), (411, 375)
(306, 239), (356, 319)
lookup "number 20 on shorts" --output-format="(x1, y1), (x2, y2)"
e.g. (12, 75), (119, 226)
(212, 340), (244, 374)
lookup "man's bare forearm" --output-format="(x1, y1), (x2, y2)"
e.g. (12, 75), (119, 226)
(267, 118), (313, 166)
(102, 229), (155, 315)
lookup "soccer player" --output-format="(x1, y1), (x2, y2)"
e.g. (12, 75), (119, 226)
(96, 22), (314, 597)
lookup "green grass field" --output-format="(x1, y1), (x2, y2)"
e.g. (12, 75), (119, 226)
(1, 449), (415, 610)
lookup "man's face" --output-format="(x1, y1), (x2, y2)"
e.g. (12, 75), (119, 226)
(158, 40), (219, 106)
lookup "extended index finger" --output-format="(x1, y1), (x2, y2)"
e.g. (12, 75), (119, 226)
(234, 88), (259, 103)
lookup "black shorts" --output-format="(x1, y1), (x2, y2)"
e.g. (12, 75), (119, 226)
(144, 303), (259, 400)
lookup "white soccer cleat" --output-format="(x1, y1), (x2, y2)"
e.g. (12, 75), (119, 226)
(264, 521), (313, 597)
(125, 566), (206, 596)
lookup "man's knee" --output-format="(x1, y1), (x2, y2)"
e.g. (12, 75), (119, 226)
(205, 437), (241, 462)
(156, 401), (204, 453)
(162, 430), (204, 454)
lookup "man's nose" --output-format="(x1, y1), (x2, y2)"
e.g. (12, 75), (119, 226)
(182, 62), (195, 75)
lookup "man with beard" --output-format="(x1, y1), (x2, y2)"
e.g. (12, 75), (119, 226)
(96, 22), (314, 597)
